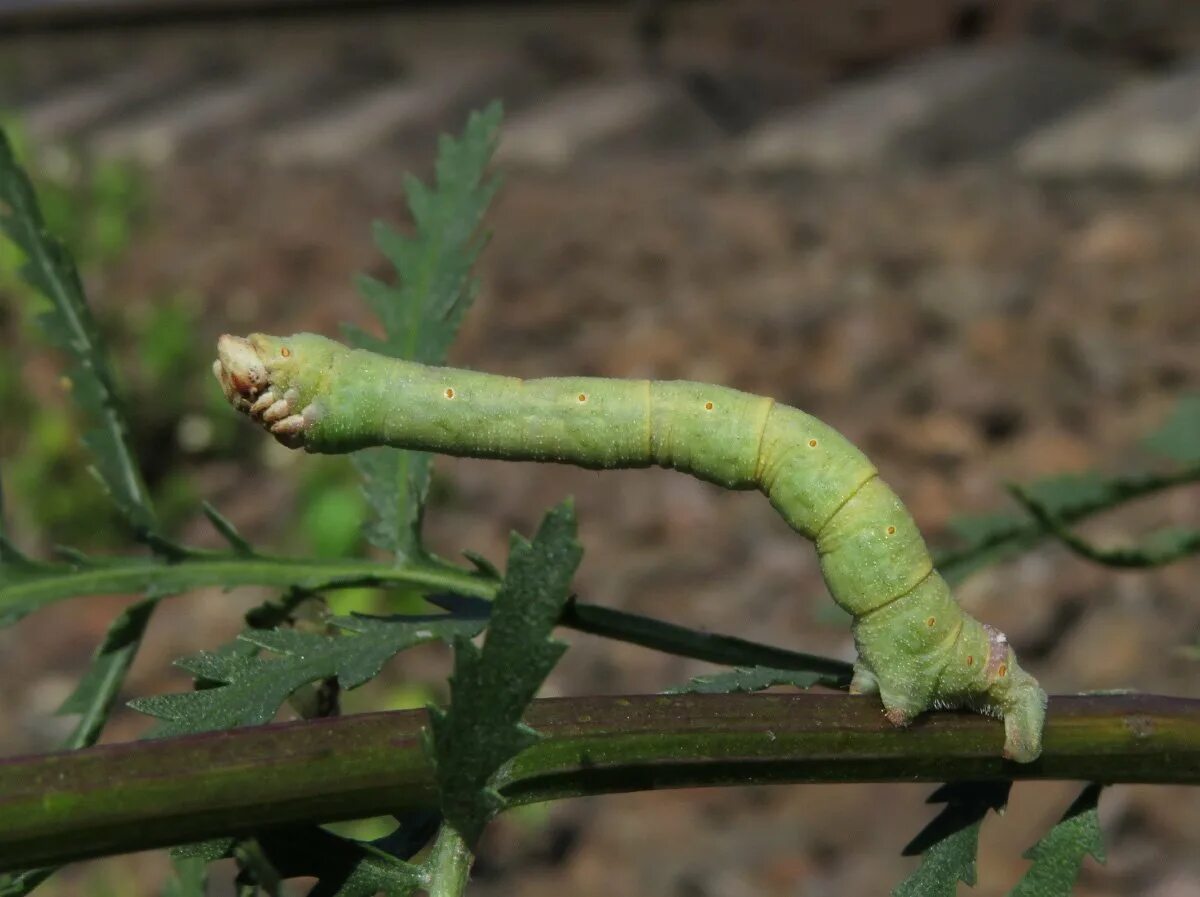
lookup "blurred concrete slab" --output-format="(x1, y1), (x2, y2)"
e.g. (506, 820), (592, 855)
(21, 63), (195, 142)
(740, 42), (1113, 171)
(496, 80), (680, 169)
(259, 57), (519, 166)
(1018, 58), (1200, 179)
(91, 69), (300, 164)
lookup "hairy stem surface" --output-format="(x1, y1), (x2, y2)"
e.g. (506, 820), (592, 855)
(2, 693), (1196, 871)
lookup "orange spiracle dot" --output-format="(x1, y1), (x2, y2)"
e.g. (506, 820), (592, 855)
(577, 393), (588, 403)
(444, 387), (455, 399)
(281, 346), (291, 357)
(808, 439), (818, 448)
(886, 526), (896, 535)
(998, 663), (1008, 677)
(704, 401), (714, 411)
(926, 617), (936, 628)
(966, 656), (975, 666)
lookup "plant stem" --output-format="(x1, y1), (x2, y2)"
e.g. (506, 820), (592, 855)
(0, 554), (495, 619)
(2, 553), (852, 678)
(561, 599), (852, 681)
(2, 692), (1197, 872)
(424, 827), (473, 897)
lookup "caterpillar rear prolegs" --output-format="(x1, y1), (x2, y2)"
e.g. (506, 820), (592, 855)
(214, 331), (1048, 762)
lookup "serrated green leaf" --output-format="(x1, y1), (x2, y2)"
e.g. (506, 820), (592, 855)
(0, 127), (156, 537)
(162, 853), (208, 897)
(242, 811), (438, 896)
(427, 500), (581, 846)
(352, 447), (432, 561)
(56, 596), (157, 746)
(461, 550), (501, 580)
(893, 781), (1011, 897)
(1007, 783), (1104, 897)
(131, 612), (487, 737)
(0, 869), (53, 897)
(666, 666), (830, 694)
(213, 827), (425, 897)
(1144, 396), (1200, 464)
(1021, 472), (1116, 515)
(344, 102), (502, 561)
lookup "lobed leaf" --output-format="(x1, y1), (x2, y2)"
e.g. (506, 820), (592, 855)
(0, 137), (164, 893)
(1007, 783), (1104, 897)
(162, 854), (209, 897)
(0, 128), (156, 537)
(131, 612), (487, 737)
(666, 666), (831, 694)
(426, 500), (581, 846)
(1144, 395), (1200, 465)
(198, 827), (426, 897)
(893, 781), (1011, 897)
(56, 596), (158, 747)
(344, 103), (503, 561)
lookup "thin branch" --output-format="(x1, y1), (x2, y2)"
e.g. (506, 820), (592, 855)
(1008, 484), (1200, 569)
(935, 464), (1200, 582)
(2, 692), (1197, 872)
(3, 554), (850, 679)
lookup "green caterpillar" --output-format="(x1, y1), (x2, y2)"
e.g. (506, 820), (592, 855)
(214, 332), (1047, 762)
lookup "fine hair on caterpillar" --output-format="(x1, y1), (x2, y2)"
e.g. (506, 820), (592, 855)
(215, 331), (1048, 762)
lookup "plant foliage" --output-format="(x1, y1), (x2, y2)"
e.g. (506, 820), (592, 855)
(132, 612), (488, 737)
(343, 102), (502, 562)
(1008, 784), (1105, 897)
(427, 501), (581, 847)
(894, 782), (1011, 897)
(0, 130), (155, 536)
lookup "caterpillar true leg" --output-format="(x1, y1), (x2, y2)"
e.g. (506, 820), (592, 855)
(215, 332), (1047, 762)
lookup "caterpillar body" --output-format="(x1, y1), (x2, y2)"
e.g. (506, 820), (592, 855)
(215, 332), (1047, 762)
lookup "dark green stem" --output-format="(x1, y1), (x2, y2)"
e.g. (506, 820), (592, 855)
(3, 553), (850, 678)
(0, 554), (494, 619)
(2, 692), (1197, 872)
(561, 599), (852, 682)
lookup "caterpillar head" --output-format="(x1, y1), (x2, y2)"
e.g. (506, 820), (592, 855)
(214, 332), (330, 448)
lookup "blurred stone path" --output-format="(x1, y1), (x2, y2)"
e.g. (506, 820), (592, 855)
(6, 1), (1200, 180)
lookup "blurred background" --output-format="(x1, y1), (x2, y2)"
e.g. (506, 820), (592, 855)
(2, 0), (1200, 894)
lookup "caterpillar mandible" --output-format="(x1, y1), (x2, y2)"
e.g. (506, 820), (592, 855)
(214, 332), (1048, 762)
